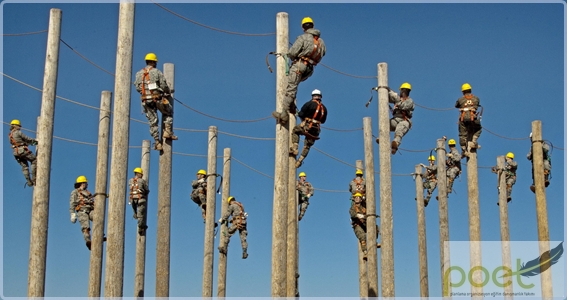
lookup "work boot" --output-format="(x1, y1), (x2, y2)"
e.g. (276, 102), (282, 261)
(86, 241), (92, 250)
(361, 240), (368, 260)
(289, 143), (299, 156)
(545, 174), (550, 187)
(461, 146), (469, 158)
(530, 185), (535, 193)
(298, 209), (306, 221)
(391, 140), (399, 155)
(218, 245), (227, 255)
(163, 124), (178, 140)
(471, 136), (481, 149)
(138, 225), (148, 236)
(424, 198), (429, 207)
(436, 196), (439, 201)
(26, 178), (34, 187)
(242, 249), (248, 259)
(295, 156), (305, 168)
(375, 138), (379, 144)
(377, 243), (381, 249)
(154, 140), (163, 151)
(448, 180), (454, 193)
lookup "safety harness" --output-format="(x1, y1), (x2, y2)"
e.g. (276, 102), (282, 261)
(391, 98), (413, 129)
(75, 189), (94, 212)
(140, 66), (166, 103)
(459, 94), (477, 122)
(352, 177), (365, 195)
(8, 130), (31, 156)
(352, 204), (367, 228)
(129, 177), (143, 201)
(231, 201), (246, 229)
(297, 181), (312, 199)
(305, 100), (324, 129)
(299, 35), (323, 66)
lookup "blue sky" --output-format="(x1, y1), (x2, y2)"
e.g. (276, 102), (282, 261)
(2, 1), (565, 298)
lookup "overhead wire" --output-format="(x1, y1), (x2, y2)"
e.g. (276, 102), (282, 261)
(3, 29), (48, 36)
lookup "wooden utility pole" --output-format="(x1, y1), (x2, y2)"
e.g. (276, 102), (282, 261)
(88, 90), (112, 297)
(286, 110), (298, 297)
(134, 140), (151, 297)
(496, 155), (513, 300)
(363, 117), (379, 297)
(27, 8), (61, 297)
(377, 62), (394, 297)
(436, 139), (451, 299)
(466, 143), (482, 299)
(103, 3), (135, 297)
(202, 126), (218, 297)
(217, 148), (231, 298)
(414, 164), (429, 298)
(271, 11), (289, 297)
(356, 160), (368, 298)
(155, 62), (175, 297)
(531, 120), (553, 299)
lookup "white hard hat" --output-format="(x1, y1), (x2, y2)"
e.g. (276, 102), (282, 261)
(529, 132), (532, 138)
(312, 89), (322, 96)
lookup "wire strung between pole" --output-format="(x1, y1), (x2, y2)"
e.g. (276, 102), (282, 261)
(60, 38), (116, 77)
(3, 29), (48, 36)
(414, 102), (454, 111)
(173, 98), (272, 123)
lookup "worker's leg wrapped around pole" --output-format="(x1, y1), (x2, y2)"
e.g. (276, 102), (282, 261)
(15, 155), (33, 184)
(392, 119), (410, 146)
(298, 199), (309, 220)
(157, 97), (177, 140)
(142, 102), (160, 141)
(136, 199), (147, 229)
(78, 210), (92, 242)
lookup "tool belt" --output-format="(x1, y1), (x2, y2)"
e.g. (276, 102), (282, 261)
(299, 56), (318, 66)
(76, 200), (94, 212)
(301, 118), (321, 140)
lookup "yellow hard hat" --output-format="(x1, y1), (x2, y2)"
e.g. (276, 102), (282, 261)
(227, 196), (235, 203)
(448, 139), (457, 146)
(133, 167), (143, 174)
(461, 83), (472, 91)
(76, 175), (88, 184)
(428, 155), (435, 162)
(145, 53), (158, 62)
(299, 172), (306, 177)
(353, 192), (363, 198)
(197, 169), (206, 175)
(355, 169), (363, 175)
(10, 119), (21, 126)
(506, 152), (514, 159)
(301, 17), (314, 25)
(400, 82), (412, 90)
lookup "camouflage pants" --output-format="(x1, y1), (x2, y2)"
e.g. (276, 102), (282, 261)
(292, 122), (319, 158)
(423, 179), (437, 200)
(190, 190), (206, 214)
(447, 167), (460, 191)
(283, 61), (314, 111)
(222, 221), (248, 250)
(353, 224), (366, 244)
(458, 120), (481, 147)
(390, 117), (411, 145)
(506, 175), (516, 198)
(133, 199), (147, 229)
(77, 209), (94, 242)
(299, 198), (309, 212)
(142, 98), (173, 141)
(531, 160), (551, 182)
(13, 148), (37, 181)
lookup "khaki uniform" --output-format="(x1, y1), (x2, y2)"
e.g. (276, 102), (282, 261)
(455, 93), (481, 148)
(219, 201), (248, 255)
(446, 147), (462, 193)
(527, 142), (551, 188)
(191, 178), (207, 218)
(297, 179), (314, 220)
(129, 176), (150, 232)
(388, 90), (414, 146)
(134, 65), (173, 142)
(8, 127), (37, 185)
(70, 188), (95, 243)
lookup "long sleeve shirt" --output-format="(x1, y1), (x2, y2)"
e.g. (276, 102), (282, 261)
(297, 180), (314, 200)
(221, 201), (247, 224)
(70, 188), (94, 215)
(298, 99), (327, 123)
(388, 90), (414, 119)
(134, 65), (171, 100)
(129, 177), (150, 200)
(288, 28), (326, 63)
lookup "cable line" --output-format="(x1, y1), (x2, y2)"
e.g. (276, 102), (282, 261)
(3, 29), (48, 36)
(173, 98), (272, 123)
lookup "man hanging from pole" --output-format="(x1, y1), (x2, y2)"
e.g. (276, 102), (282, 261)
(128, 167), (150, 235)
(8, 119), (38, 187)
(375, 83), (415, 155)
(134, 52), (177, 151)
(445, 138), (462, 195)
(218, 196), (248, 259)
(455, 83), (481, 157)
(70, 176), (105, 250)
(527, 133), (551, 193)
(272, 16), (326, 125)
(297, 172), (314, 221)
(290, 89), (328, 168)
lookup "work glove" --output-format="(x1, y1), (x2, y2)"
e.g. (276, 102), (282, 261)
(128, 201), (132, 205)
(71, 213), (77, 223)
(356, 213), (365, 219)
(447, 153), (453, 158)
(198, 178), (205, 183)
(243, 212), (248, 218)
(137, 189), (143, 194)
(32, 140), (38, 146)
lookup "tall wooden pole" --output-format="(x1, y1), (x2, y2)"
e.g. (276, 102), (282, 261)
(466, 143), (482, 299)
(271, 11), (289, 297)
(217, 148), (231, 298)
(363, 117), (379, 297)
(286, 111), (298, 297)
(103, 3), (135, 296)
(155, 62), (174, 297)
(88, 90), (112, 297)
(27, 8), (61, 297)
(202, 126), (218, 297)
(377, 62), (395, 297)
(496, 155), (513, 300)
(436, 139), (451, 299)
(134, 140), (151, 297)
(414, 164), (429, 298)
(531, 120), (553, 299)
(356, 160), (368, 298)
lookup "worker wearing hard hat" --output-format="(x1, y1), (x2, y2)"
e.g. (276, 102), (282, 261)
(375, 83), (415, 155)
(349, 169), (366, 203)
(504, 152), (518, 203)
(445, 139), (462, 194)
(296, 172), (314, 221)
(8, 119), (38, 187)
(455, 83), (482, 157)
(290, 89), (328, 168)
(191, 169), (208, 220)
(70, 176), (100, 250)
(134, 52), (177, 151)
(350, 192), (381, 260)
(128, 167), (150, 235)
(272, 16), (326, 125)
(527, 133), (551, 193)
(218, 196), (249, 259)
(419, 155), (437, 207)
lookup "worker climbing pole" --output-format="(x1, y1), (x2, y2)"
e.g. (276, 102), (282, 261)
(455, 83), (482, 158)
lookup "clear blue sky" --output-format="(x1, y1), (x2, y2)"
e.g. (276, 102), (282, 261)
(2, 1), (565, 298)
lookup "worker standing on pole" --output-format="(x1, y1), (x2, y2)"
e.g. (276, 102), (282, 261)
(445, 139), (462, 194)
(375, 83), (415, 155)
(419, 156), (437, 207)
(8, 119), (38, 187)
(272, 17), (326, 125)
(128, 167), (150, 235)
(297, 172), (314, 221)
(527, 133), (551, 193)
(290, 89), (328, 168)
(134, 53), (177, 151)
(455, 83), (481, 157)
(70, 176), (105, 250)
(191, 169), (208, 221)
(349, 169), (366, 203)
(218, 196), (248, 259)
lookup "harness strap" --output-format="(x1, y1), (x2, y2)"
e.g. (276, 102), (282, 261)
(9, 131), (30, 153)
(129, 177), (140, 200)
(308, 100), (324, 129)
(300, 36), (322, 66)
(75, 189), (94, 211)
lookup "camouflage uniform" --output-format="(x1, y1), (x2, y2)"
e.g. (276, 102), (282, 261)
(527, 142), (551, 191)
(349, 176), (366, 202)
(8, 126), (37, 186)
(70, 187), (95, 244)
(282, 28), (326, 114)
(504, 159), (518, 200)
(191, 178), (207, 219)
(218, 200), (248, 258)
(291, 98), (328, 168)
(455, 93), (481, 152)
(349, 200), (380, 257)
(134, 65), (174, 145)
(446, 147), (462, 194)
(297, 179), (314, 221)
(129, 176), (150, 234)
(422, 163), (437, 205)
(388, 90), (414, 148)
